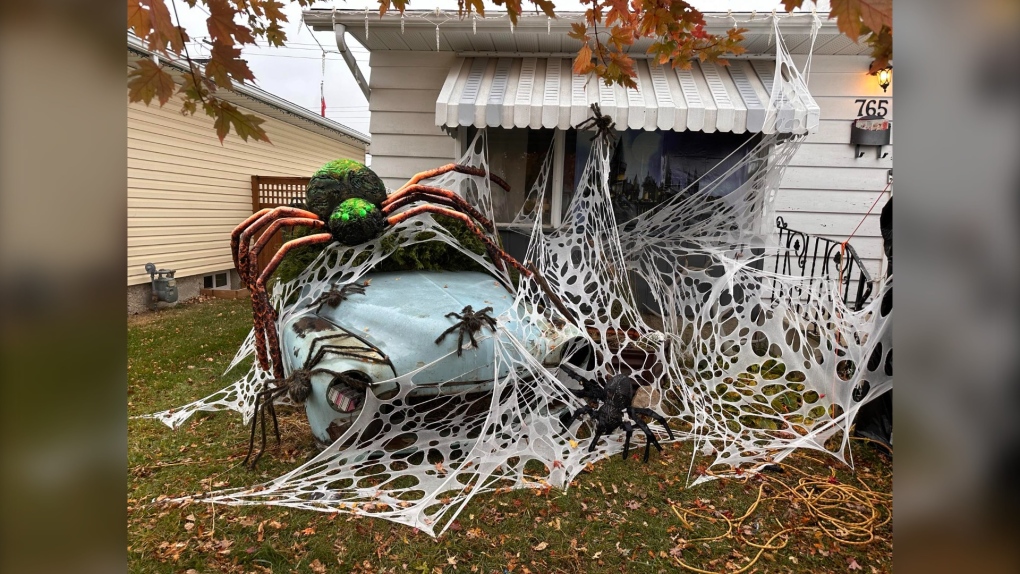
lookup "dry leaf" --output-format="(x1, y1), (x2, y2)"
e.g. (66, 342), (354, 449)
(533, 541), (548, 551)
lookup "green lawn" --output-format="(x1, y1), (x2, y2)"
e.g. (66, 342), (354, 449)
(128, 297), (892, 573)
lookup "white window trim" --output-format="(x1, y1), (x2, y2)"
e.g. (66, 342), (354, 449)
(203, 271), (230, 291)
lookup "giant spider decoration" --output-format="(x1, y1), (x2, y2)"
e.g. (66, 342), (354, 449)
(435, 305), (497, 356)
(230, 160), (533, 379)
(575, 103), (616, 141)
(244, 331), (388, 468)
(560, 365), (675, 462)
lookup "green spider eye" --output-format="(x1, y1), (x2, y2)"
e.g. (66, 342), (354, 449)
(330, 198), (376, 224)
(328, 197), (386, 246)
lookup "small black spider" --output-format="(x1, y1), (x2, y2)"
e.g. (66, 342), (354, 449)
(245, 332), (381, 469)
(574, 103), (616, 142)
(559, 365), (675, 462)
(310, 282), (367, 314)
(434, 305), (497, 356)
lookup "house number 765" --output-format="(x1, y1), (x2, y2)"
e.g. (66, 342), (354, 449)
(855, 99), (889, 117)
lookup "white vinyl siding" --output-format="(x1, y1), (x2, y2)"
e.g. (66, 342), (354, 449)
(367, 51), (460, 191)
(127, 93), (365, 286)
(360, 52), (891, 280)
(774, 55), (893, 280)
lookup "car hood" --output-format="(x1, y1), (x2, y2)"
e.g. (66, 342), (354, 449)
(317, 270), (517, 381)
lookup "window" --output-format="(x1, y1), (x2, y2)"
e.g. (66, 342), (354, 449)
(473, 127), (761, 227)
(578, 129), (760, 221)
(203, 272), (229, 290)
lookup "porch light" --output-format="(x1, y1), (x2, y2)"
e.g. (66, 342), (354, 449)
(873, 66), (892, 92)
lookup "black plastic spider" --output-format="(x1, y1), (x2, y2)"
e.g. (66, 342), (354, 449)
(310, 282), (367, 314)
(244, 332), (383, 468)
(434, 305), (497, 356)
(575, 103), (616, 141)
(559, 365), (675, 462)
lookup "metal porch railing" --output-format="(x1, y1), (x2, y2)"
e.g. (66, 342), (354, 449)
(772, 216), (875, 312)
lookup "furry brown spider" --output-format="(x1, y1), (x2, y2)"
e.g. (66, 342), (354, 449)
(575, 103), (616, 141)
(434, 305), (497, 357)
(244, 331), (386, 468)
(310, 282), (367, 314)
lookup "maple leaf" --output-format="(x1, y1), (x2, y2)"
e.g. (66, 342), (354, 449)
(127, 0), (152, 39)
(143, 0), (186, 54)
(567, 22), (588, 42)
(533, 0), (556, 19)
(468, 0), (486, 17)
(829, 0), (892, 41)
(128, 59), (177, 106)
(781, 0), (807, 12)
(848, 557), (863, 570)
(262, 0), (289, 23)
(573, 44), (594, 75)
(265, 22), (287, 47)
(205, 0), (239, 45)
(205, 44), (255, 88)
(210, 99), (270, 143)
(856, 0), (893, 35)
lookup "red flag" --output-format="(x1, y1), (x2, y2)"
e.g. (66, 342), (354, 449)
(320, 96), (326, 117)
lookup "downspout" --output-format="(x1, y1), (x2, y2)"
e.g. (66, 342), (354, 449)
(332, 18), (371, 101)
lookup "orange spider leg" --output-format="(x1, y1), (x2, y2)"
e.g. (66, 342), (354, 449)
(381, 185), (495, 230)
(231, 208), (272, 272)
(253, 233), (335, 377)
(237, 206), (320, 287)
(234, 208), (321, 373)
(397, 164), (510, 193)
(249, 218), (325, 257)
(245, 217), (327, 368)
(386, 206), (532, 279)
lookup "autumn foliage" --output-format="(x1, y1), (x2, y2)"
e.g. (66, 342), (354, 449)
(127, 0), (892, 143)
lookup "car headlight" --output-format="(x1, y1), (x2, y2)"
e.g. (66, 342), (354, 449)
(326, 371), (372, 413)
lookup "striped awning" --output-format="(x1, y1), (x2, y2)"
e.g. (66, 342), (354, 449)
(436, 57), (819, 134)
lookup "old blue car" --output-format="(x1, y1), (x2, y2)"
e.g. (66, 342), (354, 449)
(278, 270), (586, 446)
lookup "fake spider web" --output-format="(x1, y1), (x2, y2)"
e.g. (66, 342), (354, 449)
(144, 23), (892, 537)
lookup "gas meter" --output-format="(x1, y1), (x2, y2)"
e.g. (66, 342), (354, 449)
(144, 262), (178, 305)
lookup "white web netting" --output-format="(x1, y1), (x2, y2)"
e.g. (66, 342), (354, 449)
(143, 22), (892, 537)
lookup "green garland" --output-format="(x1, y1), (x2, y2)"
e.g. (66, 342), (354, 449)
(270, 215), (498, 286)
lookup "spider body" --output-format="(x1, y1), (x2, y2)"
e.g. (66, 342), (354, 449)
(560, 365), (675, 462)
(311, 282), (367, 315)
(575, 103), (616, 141)
(434, 305), (497, 356)
(230, 160), (533, 380)
(244, 332), (357, 471)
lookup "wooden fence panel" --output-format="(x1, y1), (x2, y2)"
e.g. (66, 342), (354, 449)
(251, 176), (311, 271)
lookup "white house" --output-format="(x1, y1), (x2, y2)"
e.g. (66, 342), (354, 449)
(127, 36), (371, 313)
(304, 9), (892, 291)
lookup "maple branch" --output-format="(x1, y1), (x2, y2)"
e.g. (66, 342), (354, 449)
(590, 9), (609, 70)
(170, 0), (208, 107)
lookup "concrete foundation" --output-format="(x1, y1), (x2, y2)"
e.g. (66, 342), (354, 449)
(127, 274), (202, 314)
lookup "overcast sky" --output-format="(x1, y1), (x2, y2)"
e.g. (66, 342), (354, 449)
(170, 0), (827, 135)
